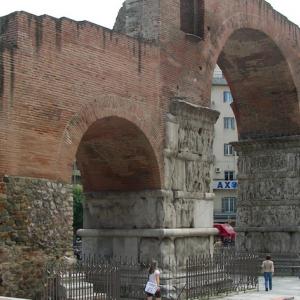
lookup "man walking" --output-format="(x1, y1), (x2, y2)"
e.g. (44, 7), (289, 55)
(262, 255), (274, 291)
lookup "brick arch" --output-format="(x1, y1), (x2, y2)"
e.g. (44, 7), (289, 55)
(56, 95), (162, 189)
(207, 13), (300, 139)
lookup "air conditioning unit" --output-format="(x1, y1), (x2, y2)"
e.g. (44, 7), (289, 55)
(215, 167), (221, 173)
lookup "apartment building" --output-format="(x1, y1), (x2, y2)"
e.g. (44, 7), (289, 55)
(211, 66), (238, 225)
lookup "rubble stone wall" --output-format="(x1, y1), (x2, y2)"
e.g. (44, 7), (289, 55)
(114, 0), (160, 40)
(0, 176), (73, 298)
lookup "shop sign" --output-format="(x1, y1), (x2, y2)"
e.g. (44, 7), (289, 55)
(213, 180), (238, 190)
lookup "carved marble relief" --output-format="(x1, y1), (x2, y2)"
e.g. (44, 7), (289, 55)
(236, 206), (252, 227)
(178, 126), (212, 158)
(287, 152), (300, 174)
(238, 153), (287, 176)
(236, 137), (300, 254)
(185, 161), (211, 192)
(165, 98), (218, 197)
(239, 177), (300, 204)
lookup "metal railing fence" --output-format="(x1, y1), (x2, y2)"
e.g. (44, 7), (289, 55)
(41, 256), (186, 300)
(41, 259), (120, 300)
(186, 249), (259, 299)
(40, 250), (259, 300)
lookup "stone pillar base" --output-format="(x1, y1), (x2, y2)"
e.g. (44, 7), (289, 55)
(78, 228), (218, 266)
(233, 136), (300, 256)
(236, 226), (300, 254)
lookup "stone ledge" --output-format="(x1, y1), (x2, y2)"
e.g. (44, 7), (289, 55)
(164, 149), (202, 161)
(164, 149), (213, 162)
(236, 226), (300, 232)
(232, 135), (300, 153)
(85, 189), (173, 198)
(174, 191), (214, 200)
(170, 97), (220, 122)
(238, 200), (300, 206)
(0, 297), (31, 300)
(77, 228), (218, 238)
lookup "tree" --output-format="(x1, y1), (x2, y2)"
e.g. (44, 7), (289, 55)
(73, 185), (84, 234)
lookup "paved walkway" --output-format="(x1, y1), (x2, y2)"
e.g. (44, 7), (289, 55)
(216, 277), (300, 300)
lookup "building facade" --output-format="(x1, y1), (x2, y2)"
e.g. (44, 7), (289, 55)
(211, 67), (238, 225)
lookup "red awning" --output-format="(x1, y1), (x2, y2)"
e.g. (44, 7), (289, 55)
(214, 223), (236, 240)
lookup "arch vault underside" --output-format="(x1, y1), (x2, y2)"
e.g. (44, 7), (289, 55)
(217, 26), (300, 254)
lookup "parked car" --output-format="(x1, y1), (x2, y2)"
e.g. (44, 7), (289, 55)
(73, 237), (82, 260)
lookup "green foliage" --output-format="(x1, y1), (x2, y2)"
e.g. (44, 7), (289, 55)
(73, 185), (84, 234)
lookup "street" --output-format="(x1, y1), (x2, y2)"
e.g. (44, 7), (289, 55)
(216, 277), (300, 300)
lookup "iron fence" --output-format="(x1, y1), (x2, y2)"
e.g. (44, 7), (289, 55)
(186, 250), (259, 299)
(41, 259), (120, 300)
(41, 256), (186, 300)
(41, 251), (259, 300)
(100, 257), (186, 300)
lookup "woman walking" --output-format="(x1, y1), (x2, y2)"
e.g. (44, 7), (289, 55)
(145, 260), (161, 300)
(261, 255), (274, 291)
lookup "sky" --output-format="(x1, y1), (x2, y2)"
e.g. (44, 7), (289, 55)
(0, 0), (299, 29)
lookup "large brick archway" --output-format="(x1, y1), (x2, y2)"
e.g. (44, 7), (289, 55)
(76, 115), (161, 191)
(56, 96), (166, 261)
(206, 12), (300, 140)
(116, 0), (300, 254)
(56, 95), (163, 188)
(204, 5), (300, 255)
(219, 28), (298, 139)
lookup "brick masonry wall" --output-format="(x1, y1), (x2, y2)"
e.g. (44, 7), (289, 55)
(1, 1), (300, 186)
(0, 12), (163, 187)
(164, 0), (300, 139)
(120, 0), (300, 138)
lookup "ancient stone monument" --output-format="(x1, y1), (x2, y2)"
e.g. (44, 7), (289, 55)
(78, 99), (219, 263)
(233, 137), (300, 254)
(0, 0), (300, 297)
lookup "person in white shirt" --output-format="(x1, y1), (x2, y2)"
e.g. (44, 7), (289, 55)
(146, 260), (161, 299)
(261, 255), (274, 291)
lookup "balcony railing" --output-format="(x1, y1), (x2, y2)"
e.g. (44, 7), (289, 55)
(213, 70), (224, 79)
(214, 211), (236, 223)
(212, 70), (228, 85)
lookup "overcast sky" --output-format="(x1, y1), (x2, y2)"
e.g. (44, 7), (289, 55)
(0, 0), (299, 29)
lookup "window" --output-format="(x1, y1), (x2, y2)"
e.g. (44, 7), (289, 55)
(223, 91), (233, 103)
(222, 197), (237, 213)
(180, 0), (204, 38)
(72, 161), (81, 184)
(224, 144), (233, 156)
(224, 171), (235, 181)
(224, 117), (235, 129)
(72, 174), (81, 185)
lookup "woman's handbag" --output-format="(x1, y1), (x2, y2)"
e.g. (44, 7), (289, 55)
(144, 281), (158, 294)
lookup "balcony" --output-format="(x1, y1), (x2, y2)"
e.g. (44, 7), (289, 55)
(214, 211), (236, 223)
(212, 70), (227, 86)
